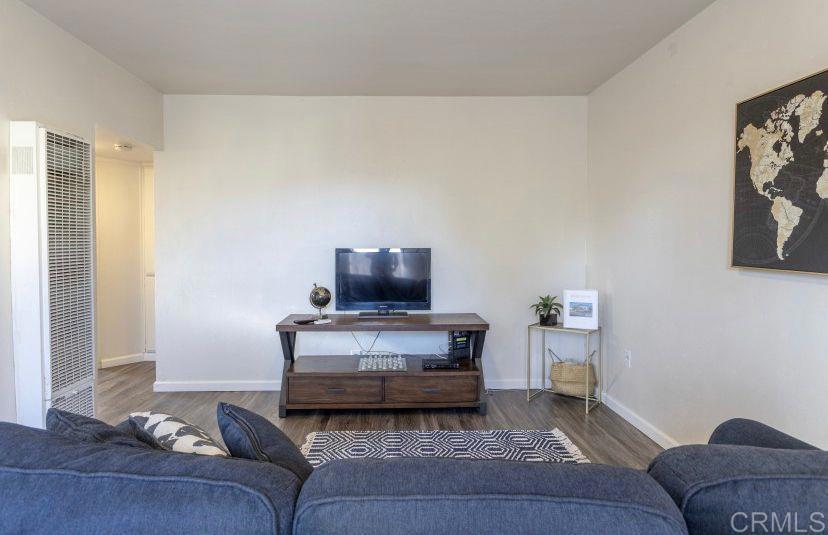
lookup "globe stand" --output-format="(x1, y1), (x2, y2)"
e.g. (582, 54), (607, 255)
(309, 283), (331, 321)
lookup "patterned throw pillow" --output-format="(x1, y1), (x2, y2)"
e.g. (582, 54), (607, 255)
(129, 411), (228, 457)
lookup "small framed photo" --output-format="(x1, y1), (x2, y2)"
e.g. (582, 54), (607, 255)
(563, 290), (599, 330)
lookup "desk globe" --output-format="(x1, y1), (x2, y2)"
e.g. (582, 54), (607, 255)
(309, 283), (331, 319)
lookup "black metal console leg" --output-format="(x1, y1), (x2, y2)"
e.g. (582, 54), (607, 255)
(472, 330), (487, 415)
(471, 330), (486, 360)
(279, 331), (296, 362)
(278, 332), (296, 418)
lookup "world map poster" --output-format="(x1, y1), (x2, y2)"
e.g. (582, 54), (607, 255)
(733, 69), (828, 274)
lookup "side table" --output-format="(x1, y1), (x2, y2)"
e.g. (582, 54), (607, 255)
(526, 323), (603, 415)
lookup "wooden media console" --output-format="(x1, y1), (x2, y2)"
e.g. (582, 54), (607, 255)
(275, 313), (489, 417)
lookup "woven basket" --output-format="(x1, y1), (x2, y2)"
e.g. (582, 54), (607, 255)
(549, 360), (596, 398)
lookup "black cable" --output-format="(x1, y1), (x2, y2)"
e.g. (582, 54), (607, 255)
(351, 331), (381, 353)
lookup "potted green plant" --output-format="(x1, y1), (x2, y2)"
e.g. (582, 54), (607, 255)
(531, 295), (562, 326)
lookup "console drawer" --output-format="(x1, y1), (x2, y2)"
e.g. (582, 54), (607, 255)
(288, 376), (382, 404)
(385, 376), (478, 403)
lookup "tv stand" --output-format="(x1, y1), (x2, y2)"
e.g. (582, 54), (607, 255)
(358, 310), (408, 318)
(274, 313), (489, 417)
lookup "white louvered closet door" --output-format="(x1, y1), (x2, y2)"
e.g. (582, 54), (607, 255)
(44, 131), (95, 416)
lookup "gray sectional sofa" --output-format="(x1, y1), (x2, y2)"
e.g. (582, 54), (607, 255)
(0, 413), (825, 534)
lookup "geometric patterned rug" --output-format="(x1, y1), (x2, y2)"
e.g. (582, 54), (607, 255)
(300, 429), (589, 467)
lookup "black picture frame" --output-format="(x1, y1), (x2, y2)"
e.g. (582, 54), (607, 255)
(732, 68), (828, 274)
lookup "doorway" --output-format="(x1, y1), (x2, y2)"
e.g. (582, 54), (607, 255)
(93, 127), (156, 375)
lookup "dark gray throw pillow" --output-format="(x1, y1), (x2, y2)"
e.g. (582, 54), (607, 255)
(217, 402), (313, 482)
(45, 408), (151, 449)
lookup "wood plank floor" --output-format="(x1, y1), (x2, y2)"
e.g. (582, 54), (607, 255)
(96, 362), (662, 469)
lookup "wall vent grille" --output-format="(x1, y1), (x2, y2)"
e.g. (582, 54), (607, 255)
(11, 146), (34, 174)
(51, 383), (94, 415)
(45, 131), (94, 417)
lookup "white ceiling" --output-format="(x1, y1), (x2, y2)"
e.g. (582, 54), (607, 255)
(23, 0), (713, 96)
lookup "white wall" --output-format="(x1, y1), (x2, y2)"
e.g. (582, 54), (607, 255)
(155, 96), (588, 390)
(142, 165), (156, 354)
(0, 0), (163, 421)
(587, 0), (828, 448)
(95, 158), (146, 368)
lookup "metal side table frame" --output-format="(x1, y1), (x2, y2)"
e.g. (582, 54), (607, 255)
(526, 323), (603, 415)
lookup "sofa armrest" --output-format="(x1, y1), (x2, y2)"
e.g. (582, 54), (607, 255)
(648, 444), (828, 535)
(709, 418), (818, 450)
(295, 458), (687, 535)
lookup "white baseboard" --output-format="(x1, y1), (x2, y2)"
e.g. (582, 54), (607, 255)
(100, 353), (151, 369)
(603, 393), (679, 449)
(153, 380), (281, 392)
(143, 352), (156, 362)
(484, 378), (527, 390)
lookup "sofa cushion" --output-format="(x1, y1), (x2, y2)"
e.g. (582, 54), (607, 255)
(294, 457), (687, 535)
(129, 411), (229, 456)
(0, 422), (301, 534)
(648, 444), (828, 535)
(45, 408), (151, 450)
(217, 402), (313, 482)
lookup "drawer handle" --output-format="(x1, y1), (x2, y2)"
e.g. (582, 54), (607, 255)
(326, 387), (346, 394)
(420, 387), (441, 394)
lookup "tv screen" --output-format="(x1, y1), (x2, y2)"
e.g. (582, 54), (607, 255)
(335, 248), (431, 311)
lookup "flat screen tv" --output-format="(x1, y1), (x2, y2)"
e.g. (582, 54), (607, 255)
(335, 248), (431, 313)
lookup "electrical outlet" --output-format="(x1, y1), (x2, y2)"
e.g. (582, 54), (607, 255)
(624, 350), (632, 368)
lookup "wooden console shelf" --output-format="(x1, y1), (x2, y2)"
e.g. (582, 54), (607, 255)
(275, 314), (489, 417)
